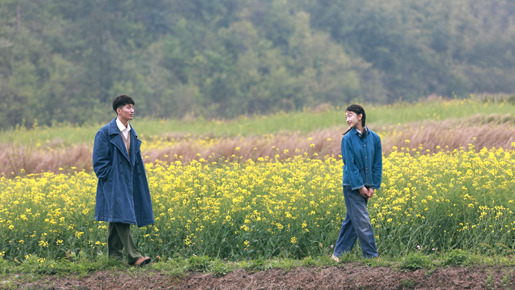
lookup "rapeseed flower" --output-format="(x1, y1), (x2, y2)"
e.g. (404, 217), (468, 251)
(0, 147), (513, 259)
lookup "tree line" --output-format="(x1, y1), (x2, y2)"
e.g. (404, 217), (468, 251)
(1, 0), (514, 129)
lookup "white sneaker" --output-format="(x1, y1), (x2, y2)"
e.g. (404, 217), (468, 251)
(331, 254), (340, 263)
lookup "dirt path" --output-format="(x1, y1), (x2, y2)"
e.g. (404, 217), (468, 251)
(7, 264), (515, 289)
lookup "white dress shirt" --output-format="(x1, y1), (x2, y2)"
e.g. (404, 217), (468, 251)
(116, 118), (132, 139)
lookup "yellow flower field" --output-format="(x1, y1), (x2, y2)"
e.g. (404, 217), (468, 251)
(0, 146), (514, 260)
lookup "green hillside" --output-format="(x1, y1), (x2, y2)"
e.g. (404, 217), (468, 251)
(1, 97), (513, 146)
(1, 1), (515, 129)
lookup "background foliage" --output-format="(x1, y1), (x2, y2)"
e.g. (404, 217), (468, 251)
(1, 0), (515, 129)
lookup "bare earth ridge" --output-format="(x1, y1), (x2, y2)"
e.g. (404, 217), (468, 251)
(8, 263), (515, 289)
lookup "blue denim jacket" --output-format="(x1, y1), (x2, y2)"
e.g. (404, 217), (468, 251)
(341, 127), (382, 190)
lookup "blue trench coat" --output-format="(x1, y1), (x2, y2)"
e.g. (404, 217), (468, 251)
(92, 118), (154, 227)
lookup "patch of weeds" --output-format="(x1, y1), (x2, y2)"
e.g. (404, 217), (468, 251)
(243, 258), (301, 272)
(209, 259), (235, 277)
(235, 260), (251, 271)
(398, 278), (417, 289)
(493, 243), (512, 256)
(272, 258), (299, 271)
(245, 257), (289, 272)
(150, 257), (187, 277)
(473, 254), (515, 267)
(0, 272), (22, 289)
(101, 257), (127, 269)
(425, 269), (437, 278)
(153, 256), (228, 276)
(500, 269), (513, 289)
(249, 258), (268, 271)
(484, 271), (495, 289)
(336, 253), (358, 264)
(1, 253), (128, 278)
(301, 256), (328, 267)
(399, 252), (431, 270)
(6, 273), (41, 285)
(236, 258), (266, 273)
(0, 279), (13, 288)
(62, 254), (126, 277)
(0, 258), (9, 274)
(301, 256), (316, 267)
(186, 255), (212, 272)
(441, 249), (474, 267)
(362, 256), (393, 268)
(19, 254), (60, 275)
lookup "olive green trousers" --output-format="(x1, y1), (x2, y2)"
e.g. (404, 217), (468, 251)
(108, 222), (143, 264)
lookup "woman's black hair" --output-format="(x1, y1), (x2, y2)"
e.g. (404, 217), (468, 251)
(343, 104), (367, 138)
(112, 95), (135, 113)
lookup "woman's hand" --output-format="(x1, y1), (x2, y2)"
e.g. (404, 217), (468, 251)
(359, 187), (370, 200)
(368, 188), (374, 198)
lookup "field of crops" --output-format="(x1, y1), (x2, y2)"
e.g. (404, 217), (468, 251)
(1, 145), (513, 262)
(0, 97), (514, 263)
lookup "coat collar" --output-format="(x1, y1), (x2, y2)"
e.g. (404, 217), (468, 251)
(349, 127), (360, 136)
(349, 127), (369, 139)
(108, 117), (139, 138)
(107, 118), (140, 165)
(115, 117), (132, 134)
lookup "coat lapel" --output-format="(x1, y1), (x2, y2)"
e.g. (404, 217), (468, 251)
(107, 118), (131, 163)
(129, 128), (141, 166)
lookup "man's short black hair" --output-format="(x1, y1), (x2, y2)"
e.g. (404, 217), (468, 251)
(112, 95), (135, 113)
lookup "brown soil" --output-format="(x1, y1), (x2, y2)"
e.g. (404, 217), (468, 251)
(7, 264), (514, 289)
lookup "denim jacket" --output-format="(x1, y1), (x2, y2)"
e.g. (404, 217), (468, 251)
(341, 127), (382, 190)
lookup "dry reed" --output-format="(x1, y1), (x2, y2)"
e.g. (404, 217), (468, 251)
(0, 144), (92, 177)
(1, 117), (513, 177)
(380, 114), (515, 152)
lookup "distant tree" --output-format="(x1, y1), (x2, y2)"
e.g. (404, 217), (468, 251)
(0, 0), (514, 129)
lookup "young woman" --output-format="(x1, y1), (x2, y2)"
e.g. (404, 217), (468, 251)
(332, 104), (382, 260)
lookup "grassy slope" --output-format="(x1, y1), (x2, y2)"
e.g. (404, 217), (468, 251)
(1, 98), (514, 146)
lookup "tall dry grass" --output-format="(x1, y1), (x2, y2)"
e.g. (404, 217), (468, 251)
(1, 115), (513, 177)
(0, 144), (92, 177)
(380, 114), (515, 151)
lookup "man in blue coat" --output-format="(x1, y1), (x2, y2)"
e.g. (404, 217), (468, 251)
(93, 95), (154, 266)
